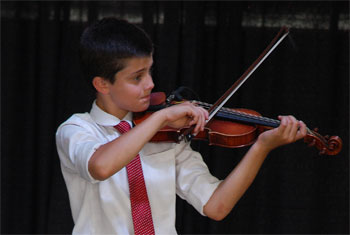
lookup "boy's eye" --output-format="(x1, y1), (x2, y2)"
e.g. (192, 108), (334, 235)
(132, 68), (153, 82)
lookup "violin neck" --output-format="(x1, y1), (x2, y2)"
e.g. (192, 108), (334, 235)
(195, 101), (280, 128)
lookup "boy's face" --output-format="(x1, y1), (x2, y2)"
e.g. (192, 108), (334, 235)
(106, 56), (154, 117)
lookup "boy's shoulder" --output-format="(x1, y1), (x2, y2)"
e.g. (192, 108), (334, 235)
(56, 112), (97, 135)
(60, 112), (92, 126)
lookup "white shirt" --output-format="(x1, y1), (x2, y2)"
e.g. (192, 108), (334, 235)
(56, 101), (221, 234)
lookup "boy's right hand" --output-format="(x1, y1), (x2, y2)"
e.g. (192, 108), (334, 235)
(160, 101), (209, 135)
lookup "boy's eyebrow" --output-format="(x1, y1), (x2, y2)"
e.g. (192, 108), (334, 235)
(130, 64), (153, 75)
(130, 68), (147, 75)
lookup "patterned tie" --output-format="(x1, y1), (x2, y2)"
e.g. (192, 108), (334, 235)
(114, 121), (155, 235)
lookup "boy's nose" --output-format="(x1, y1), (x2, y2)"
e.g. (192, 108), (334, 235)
(145, 75), (154, 90)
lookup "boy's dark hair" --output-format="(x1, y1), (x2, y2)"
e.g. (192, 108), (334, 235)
(79, 17), (153, 87)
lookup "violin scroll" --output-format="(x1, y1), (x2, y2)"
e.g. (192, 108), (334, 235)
(304, 128), (343, 155)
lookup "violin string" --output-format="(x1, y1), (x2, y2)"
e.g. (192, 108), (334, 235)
(193, 101), (330, 150)
(196, 102), (330, 144)
(199, 102), (279, 125)
(194, 100), (280, 126)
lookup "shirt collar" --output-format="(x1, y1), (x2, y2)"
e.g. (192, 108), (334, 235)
(90, 100), (133, 127)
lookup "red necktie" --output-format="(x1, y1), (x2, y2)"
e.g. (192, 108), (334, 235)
(114, 121), (155, 235)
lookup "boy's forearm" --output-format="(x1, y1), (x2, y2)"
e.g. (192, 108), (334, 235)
(203, 142), (270, 221)
(88, 111), (167, 180)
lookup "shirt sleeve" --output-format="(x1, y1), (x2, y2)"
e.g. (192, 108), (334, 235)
(56, 122), (104, 183)
(175, 141), (222, 216)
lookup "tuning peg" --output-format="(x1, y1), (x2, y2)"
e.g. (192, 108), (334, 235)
(308, 139), (316, 147)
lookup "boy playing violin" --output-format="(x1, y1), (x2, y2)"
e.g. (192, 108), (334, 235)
(56, 17), (307, 234)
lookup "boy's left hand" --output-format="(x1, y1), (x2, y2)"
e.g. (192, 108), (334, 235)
(256, 115), (307, 152)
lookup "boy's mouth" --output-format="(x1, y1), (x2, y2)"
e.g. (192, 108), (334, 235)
(140, 94), (151, 102)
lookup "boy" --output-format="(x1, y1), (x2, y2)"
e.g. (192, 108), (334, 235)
(56, 18), (307, 234)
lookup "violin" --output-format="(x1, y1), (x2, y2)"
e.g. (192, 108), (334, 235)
(133, 92), (343, 155)
(134, 26), (343, 155)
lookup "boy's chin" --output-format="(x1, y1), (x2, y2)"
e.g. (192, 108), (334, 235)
(132, 104), (150, 113)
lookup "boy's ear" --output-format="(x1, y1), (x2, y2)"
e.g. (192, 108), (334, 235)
(92, 76), (110, 94)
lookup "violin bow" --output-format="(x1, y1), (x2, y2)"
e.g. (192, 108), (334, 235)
(179, 26), (290, 142)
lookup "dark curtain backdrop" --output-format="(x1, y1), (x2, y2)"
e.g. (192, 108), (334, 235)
(2, 1), (349, 234)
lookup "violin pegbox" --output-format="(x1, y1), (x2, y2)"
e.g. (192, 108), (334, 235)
(304, 127), (342, 155)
